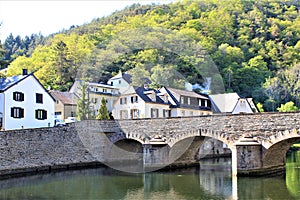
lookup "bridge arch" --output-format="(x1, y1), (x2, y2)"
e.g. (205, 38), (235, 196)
(262, 137), (300, 169)
(166, 129), (234, 149)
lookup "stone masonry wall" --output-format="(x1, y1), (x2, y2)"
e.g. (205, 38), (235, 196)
(0, 123), (101, 176)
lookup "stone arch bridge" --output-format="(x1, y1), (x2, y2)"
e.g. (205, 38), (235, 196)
(1, 112), (299, 177)
(76, 112), (300, 176)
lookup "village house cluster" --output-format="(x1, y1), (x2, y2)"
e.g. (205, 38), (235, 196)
(0, 70), (258, 130)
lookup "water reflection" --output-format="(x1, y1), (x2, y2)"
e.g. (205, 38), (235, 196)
(286, 151), (300, 198)
(0, 153), (299, 199)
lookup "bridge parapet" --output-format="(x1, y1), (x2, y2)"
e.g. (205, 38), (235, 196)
(114, 112), (300, 149)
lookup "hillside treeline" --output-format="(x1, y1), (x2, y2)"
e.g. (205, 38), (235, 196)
(0, 0), (299, 111)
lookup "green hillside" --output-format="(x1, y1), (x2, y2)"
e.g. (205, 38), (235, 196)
(1, 0), (300, 111)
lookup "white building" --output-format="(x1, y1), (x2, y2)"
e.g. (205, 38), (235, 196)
(160, 87), (212, 117)
(69, 80), (119, 116)
(0, 70), (55, 130)
(113, 86), (212, 119)
(107, 72), (132, 89)
(209, 93), (258, 114)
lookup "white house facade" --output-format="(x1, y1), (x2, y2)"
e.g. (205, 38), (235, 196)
(209, 93), (258, 114)
(107, 72), (132, 89)
(70, 80), (119, 116)
(113, 86), (212, 119)
(112, 86), (171, 119)
(0, 72), (55, 130)
(160, 87), (212, 117)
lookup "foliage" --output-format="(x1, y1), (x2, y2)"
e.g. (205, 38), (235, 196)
(277, 101), (299, 112)
(96, 97), (110, 120)
(76, 81), (91, 120)
(2, 0), (300, 111)
(3, 33), (45, 65)
(256, 102), (264, 112)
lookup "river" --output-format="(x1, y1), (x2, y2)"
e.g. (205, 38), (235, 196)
(0, 151), (299, 200)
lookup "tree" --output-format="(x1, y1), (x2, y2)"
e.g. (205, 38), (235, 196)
(277, 101), (298, 112)
(96, 97), (110, 120)
(76, 81), (90, 120)
(0, 41), (7, 68)
(256, 102), (264, 112)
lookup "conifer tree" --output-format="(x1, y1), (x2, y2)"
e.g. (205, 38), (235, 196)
(76, 81), (90, 120)
(96, 97), (110, 120)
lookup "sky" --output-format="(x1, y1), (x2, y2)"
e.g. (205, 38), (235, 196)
(0, 0), (174, 42)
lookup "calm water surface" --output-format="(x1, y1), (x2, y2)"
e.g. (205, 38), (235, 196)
(0, 151), (299, 200)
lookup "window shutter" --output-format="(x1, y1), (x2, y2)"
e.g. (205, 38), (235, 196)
(20, 108), (24, 118)
(13, 93), (16, 101)
(35, 110), (38, 119)
(21, 93), (24, 101)
(43, 110), (47, 119)
(11, 107), (14, 117)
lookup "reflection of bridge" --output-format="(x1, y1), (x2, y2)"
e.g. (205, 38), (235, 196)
(80, 112), (300, 176)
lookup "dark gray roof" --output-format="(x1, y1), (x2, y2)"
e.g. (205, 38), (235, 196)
(0, 73), (56, 102)
(134, 86), (168, 104)
(110, 72), (151, 85)
(110, 72), (132, 84)
(0, 75), (27, 91)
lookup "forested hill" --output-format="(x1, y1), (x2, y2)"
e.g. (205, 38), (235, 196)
(1, 0), (300, 111)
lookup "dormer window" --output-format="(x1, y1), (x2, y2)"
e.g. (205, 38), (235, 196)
(13, 92), (24, 102)
(181, 96), (184, 104)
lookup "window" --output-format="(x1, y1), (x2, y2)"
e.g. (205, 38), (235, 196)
(71, 111), (75, 117)
(11, 107), (24, 118)
(120, 97), (127, 105)
(151, 108), (159, 118)
(181, 96), (184, 104)
(120, 110), (128, 119)
(92, 98), (98, 104)
(131, 96), (138, 103)
(55, 112), (61, 117)
(130, 109), (139, 119)
(187, 97), (190, 105)
(13, 92), (24, 102)
(182, 110), (185, 116)
(103, 89), (107, 93)
(119, 80), (121, 84)
(35, 109), (47, 120)
(36, 93), (43, 103)
(163, 109), (170, 118)
(201, 99), (206, 107)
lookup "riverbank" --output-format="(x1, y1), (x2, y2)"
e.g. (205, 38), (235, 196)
(0, 162), (105, 180)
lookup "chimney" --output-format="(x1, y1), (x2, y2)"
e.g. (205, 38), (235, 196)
(22, 69), (28, 75)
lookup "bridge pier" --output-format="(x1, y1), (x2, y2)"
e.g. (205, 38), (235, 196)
(234, 136), (278, 176)
(143, 144), (170, 171)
